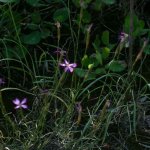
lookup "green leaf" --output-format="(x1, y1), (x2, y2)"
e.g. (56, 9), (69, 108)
(105, 60), (127, 72)
(81, 55), (89, 67)
(138, 20), (145, 29)
(53, 7), (69, 22)
(74, 68), (96, 80)
(102, 47), (110, 60)
(27, 24), (39, 30)
(82, 10), (91, 23)
(101, 30), (109, 45)
(26, 0), (39, 6)
(96, 51), (102, 65)
(40, 28), (51, 39)
(89, 54), (99, 67)
(32, 10), (41, 24)
(139, 29), (149, 36)
(92, 0), (102, 11)
(20, 31), (41, 45)
(107, 43), (116, 50)
(144, 44), (150, 54)
(0, 0), (18, 2)
(94, 34), (101, 47)
(95, 68), (106, 74)
(124, 13), (138, 33)
(102, 0), (115, 5)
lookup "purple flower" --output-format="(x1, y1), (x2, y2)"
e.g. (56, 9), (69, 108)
(59, 59), (77, 73)
(79, 0), (85, 7)
(54, 51), (67, 54)
(43, 90), (50, 95)
(13, 98), (28, 109)
(0, 78), (5, 84)
(119, 31), (129, 43)
(55, 22), (60, 28)
(76, 102), (82, 115)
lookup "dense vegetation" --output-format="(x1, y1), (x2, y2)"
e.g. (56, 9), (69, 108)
(0, 0), (150, 149)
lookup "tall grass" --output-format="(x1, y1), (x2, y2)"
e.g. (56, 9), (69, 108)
(0, 0), (150, 150)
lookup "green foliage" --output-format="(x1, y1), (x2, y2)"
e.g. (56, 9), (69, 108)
(102, 47), (110, 60)
(82, 10), (91, 23)
(94, 34), (101, 47)
(102, 0), (115, 5)
(20, 31), (41, 45)
(32, 10), (41, 24)
(101, 30), (109, 45)
(92, 0), (102, 11)
(0, 0), (18, 2)
(105, 60), (127, 72)
(53, 7), (70, 22)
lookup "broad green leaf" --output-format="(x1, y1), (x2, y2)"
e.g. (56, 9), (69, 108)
(139, 29), (149, 36)
(144, 44), (150, 54)
(92, 0), (102, 11)
(88, 63), (94, 69)
(138, 20), (145, 29)
(53, 7), (69, 22)
(0, 0), (18, 2)
(81, 55), (89, 67)
(28, 24), (39, 30)
(107, 44), (116, 50)
(20, 31), (41, 45)
(102, 0), (115, 5)
(124, 13), (138, 33)
(89, 54), (99, 67)
(101, 30), (109, 45)
(105, 60), (127, 72)
(94, 34), (101, 47)
(72, 0), (81, 8)
(32, 10), (41, 24)
(74, 68), (96, 80)
(96, 51), (102, 65)
(82, 10), (91, 23)
(102, 47), (110, 60)
(26, 0), (39, 6)
(40, 28), (51, 39)
(95, 68), (106, 74)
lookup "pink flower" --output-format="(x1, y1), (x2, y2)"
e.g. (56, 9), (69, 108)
(54, 51), (67, 54)
(0, 78), (5, 84)
(13, 98), (28, 109)
(85, 23), (93, 32)
(55, 22), (61, 28)
(119, 31), (129, 43)
(59, 59), (77, 72)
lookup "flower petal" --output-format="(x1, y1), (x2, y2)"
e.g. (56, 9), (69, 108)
(59, 63), (66, 67)
(14, 106), (20, 109)
(13, 98), (20, 105)
(64, 59), (69, 65)
(21, 105), (28, 109)
(69, 63), (77, 68)
(21, 98), (27, 104)
(64, 67), (69, 72)
(69, 67), (73, 72)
